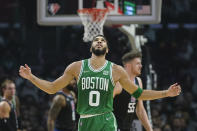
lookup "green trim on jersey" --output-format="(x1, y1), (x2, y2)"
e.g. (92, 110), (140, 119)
(77, 59), (115, 115)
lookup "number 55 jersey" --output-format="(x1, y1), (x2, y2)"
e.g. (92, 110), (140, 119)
(113, 77), (139, 130)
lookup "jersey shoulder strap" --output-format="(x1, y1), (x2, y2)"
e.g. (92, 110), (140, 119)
(134, 77), (140, 86)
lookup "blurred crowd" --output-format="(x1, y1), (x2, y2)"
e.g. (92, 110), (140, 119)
(0, 0), (197, 131)
(143, 25), (197, 131)
(162, 0), (197, 23)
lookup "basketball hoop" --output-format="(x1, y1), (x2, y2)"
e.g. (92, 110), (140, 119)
(78, 8), (109, 42)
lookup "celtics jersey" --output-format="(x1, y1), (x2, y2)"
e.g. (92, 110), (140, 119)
(77, 59), (115, 115)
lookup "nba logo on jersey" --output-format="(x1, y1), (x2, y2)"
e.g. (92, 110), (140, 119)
(130, 96), (136, 103)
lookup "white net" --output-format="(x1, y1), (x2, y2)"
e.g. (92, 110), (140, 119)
(78, 8), (109, 42)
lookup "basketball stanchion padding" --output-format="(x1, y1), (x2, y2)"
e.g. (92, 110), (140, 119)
(78, 8), (109, 42)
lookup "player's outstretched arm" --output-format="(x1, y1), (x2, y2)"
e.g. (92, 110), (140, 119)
(114, 65), (181, 100)
(139, 83), (181, 100)
(19, 62), (79, 94)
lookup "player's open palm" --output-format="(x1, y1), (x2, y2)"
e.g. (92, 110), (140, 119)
(167, 83), (181, 97)
(19, 64), (32, 80)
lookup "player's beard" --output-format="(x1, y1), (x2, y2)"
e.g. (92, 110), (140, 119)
(134, 69), (141, 76)
(92, 47), (107, 56)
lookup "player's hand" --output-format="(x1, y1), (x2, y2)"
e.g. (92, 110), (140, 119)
(19, 64), (32, 80)
(167, 83), (181, 97)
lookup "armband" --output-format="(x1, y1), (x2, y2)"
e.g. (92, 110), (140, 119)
(132, 87), (143, 99)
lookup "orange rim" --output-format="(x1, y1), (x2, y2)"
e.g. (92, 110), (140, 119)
(78, 8), (109, 21)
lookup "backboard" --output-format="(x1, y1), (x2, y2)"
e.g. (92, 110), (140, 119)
(37, 0), (162, 26)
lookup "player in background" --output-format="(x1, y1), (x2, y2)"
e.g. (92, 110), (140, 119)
(47, 79), (77, 131)
(114, 51), (152, 131)
(19, 35), (181, 131)
(0, 79), (19, 131)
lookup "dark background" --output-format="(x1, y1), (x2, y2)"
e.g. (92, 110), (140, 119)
(0, 0), (197, 131)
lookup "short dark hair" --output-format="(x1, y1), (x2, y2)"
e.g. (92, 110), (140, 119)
(122, 50), (142, 65)
(0, 79), (14, 96)
(91, 35), (108, 44)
